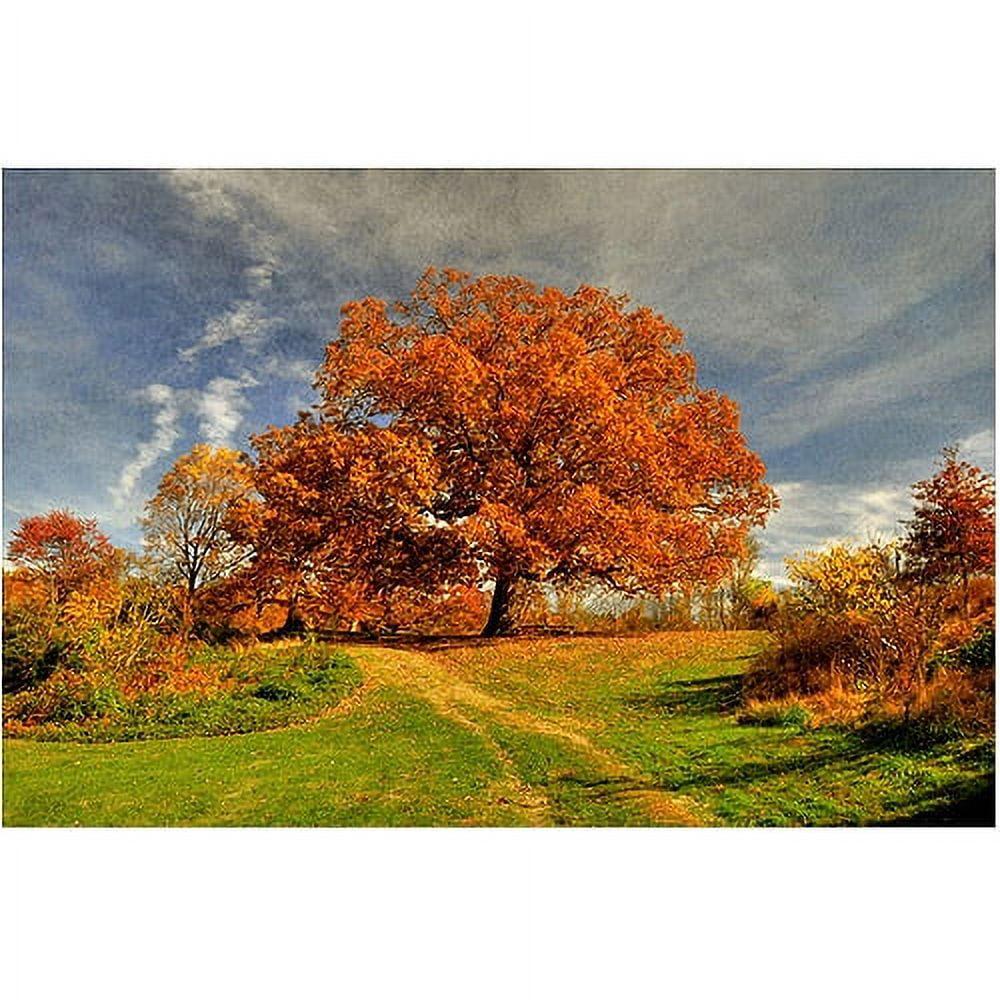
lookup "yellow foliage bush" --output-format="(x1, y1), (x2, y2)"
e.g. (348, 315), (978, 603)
(748, 542), (993, 733)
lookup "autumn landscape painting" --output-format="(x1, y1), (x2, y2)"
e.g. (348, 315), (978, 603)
(2, 169), (995, 827)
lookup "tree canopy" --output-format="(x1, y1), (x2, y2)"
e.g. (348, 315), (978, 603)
(903, 447), (995, 612)
(142, 444), (255, 598)
(7, 509), (118, 604)
(239, 269), (777, 634)
(228, 422), (475, 631)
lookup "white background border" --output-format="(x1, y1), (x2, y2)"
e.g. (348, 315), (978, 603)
(2, 2), (997, 997)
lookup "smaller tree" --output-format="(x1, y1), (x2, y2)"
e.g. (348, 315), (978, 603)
(903, 447), (995, 616)
(227, 420), (477, 634)
(5, 511), (123, 692)
(7, 509), (118, 604)
(142, 444), (255, 602)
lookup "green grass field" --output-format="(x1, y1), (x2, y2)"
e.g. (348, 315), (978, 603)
(3, 631), (994, 826)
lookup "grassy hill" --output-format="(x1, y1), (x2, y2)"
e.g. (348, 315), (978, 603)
(3, 632), (994, 826)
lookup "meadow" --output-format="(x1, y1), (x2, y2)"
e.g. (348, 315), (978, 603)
(4, 631), (993, 827)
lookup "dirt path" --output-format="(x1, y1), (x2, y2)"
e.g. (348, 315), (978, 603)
(341, 644), (701, 826)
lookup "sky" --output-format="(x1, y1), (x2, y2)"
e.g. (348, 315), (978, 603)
(2, 169), (994, 584)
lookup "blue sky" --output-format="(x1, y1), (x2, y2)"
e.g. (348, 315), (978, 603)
(3, 169), (994, 583)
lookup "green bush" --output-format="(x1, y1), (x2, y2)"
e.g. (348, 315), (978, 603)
(1, 603), (80, 694)
(958, 629), (995, 671)
(252, 680), (302, 702)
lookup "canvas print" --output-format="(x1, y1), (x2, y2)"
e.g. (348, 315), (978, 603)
(2, 169), (994, 827)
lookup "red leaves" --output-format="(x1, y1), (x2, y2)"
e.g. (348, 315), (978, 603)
(8, 510), (118, 604)
(903, 447), (995, 599)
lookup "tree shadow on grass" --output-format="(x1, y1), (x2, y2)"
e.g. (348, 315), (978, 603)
(551, 760), (995, 827)
(874, 775), (995, 827)
(303, 628), (762, 653)
(655, 742), (878, 792)
(305, 629), (606, 652)
(625, 673), (745, 716)
(615, 683), (996, 824)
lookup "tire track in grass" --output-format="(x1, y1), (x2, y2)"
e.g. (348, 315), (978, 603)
(344, 646), (550, 824)
(343, 644), (701, 826)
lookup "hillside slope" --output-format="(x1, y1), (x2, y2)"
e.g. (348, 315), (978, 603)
(4, 632), (993, 826)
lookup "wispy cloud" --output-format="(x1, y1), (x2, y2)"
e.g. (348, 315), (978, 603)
(169, 172), (284, 364)
(110, 384), (181, 508)
(755, 337), (976, 451)
(109, 374), (258, 509)
(196, 374), (258, 446)
(178, 299), (278, 362)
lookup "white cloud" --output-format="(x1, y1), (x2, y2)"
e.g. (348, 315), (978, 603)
(759, 427), (996, 585)
(108, 372), (258, 510)
(165, 171), (244, 227)
(169, 171), (284, 364)
(110, 384), (181, 508)
(243, 261), (276, 292)
(178, 299), (277, 362)
(958, 427), (994, 470)
(196, 374), (258, 446)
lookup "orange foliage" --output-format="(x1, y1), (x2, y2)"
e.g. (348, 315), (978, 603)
(228, 422), (476, 632)
(3, 568), (50, 610)
(240, 269), (777, 636)
(142, 444), (254, 597)
(383, 584), (489, 634)
(192, 575), (290, 638)
(7, 509), (118, 604)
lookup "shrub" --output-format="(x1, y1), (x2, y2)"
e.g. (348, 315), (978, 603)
(4, 643), (362, 742)
(753, 545), (993, 734)
(916, 668), (994, 737)
(5, 669), (126, 727)
(744, 542), (973, 729)
(2, 601), (67, 693)
(252, 680), (301, 702)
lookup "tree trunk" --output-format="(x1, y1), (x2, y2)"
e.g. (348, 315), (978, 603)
(180, 587), (196, 639)
(277, 593), (306, 636)
(482, 575), (515, 637)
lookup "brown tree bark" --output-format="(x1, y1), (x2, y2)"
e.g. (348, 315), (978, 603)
(482, 575), (515, 637)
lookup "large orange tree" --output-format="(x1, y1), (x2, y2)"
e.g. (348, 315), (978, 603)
(248, 269), (777, 635)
